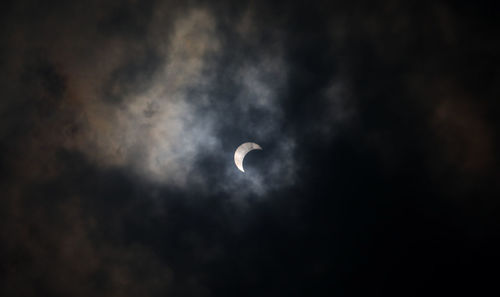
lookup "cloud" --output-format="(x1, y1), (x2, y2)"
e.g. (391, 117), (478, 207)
(1, 2), (298, 194)
(2, 2), (499, 296)
(51, 7), (297, 196)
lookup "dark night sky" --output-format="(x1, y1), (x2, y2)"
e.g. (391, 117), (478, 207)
(1, 1), (499, 296)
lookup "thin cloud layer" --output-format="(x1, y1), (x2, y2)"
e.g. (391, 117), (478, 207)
(2, 4), (298, 195)
(73, 8), (297, 194)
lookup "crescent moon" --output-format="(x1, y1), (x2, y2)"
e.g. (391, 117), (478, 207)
(234, 142), (263, 172)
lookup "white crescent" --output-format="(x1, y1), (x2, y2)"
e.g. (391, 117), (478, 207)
(234, 142), (263, 172)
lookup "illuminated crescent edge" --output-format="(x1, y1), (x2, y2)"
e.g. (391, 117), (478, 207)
(234, 142), (263, 172)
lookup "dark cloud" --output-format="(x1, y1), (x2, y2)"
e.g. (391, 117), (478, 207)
(1, 1), (499, 296)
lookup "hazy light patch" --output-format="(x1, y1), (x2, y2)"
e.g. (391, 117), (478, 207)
(55, 7), (297, 196)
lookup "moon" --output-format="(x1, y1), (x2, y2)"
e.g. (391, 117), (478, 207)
(234, 142), (263, 172)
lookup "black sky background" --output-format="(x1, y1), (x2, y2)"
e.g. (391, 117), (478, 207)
(1, 1), (500, 296)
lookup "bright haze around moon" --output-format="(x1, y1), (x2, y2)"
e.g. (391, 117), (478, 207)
(234, 142), (263, 172)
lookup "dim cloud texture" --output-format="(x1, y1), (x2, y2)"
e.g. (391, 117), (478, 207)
(1, 1), (496, 199)
(1, 4), (304, 294)
(4, 5), (297, 196)
(109, 8), (297, 195)
(3, 1), (498, 296)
